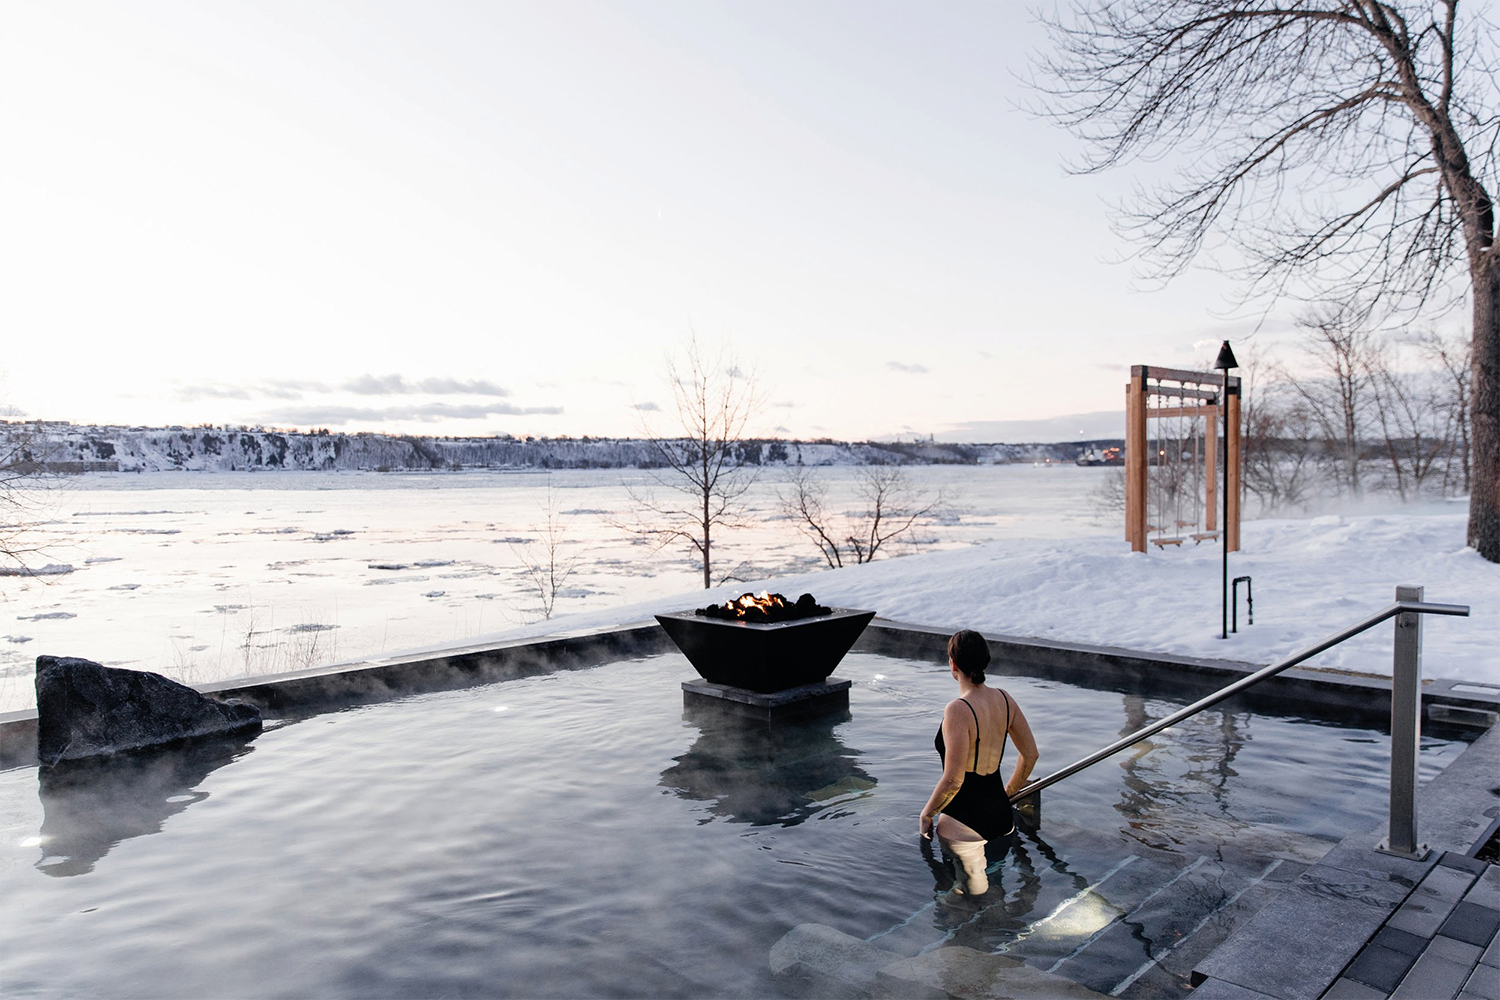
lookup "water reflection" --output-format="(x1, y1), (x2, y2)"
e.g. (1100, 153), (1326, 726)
(659, 703), (875, 827)
(35, 733), (257, 876)
(1113, 692), (1253, 851)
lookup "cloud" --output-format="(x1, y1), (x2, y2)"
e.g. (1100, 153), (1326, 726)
(174, 379), (329, 402)
(175, 383), (251, 402)
(266, 402), (563, 426)
(343, 374), (511, 396)
(887, 361), (929, 374)
(940, 410), (1124, 443)
(633, 401), (661, 411)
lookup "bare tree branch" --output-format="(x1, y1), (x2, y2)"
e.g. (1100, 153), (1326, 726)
(777, 466), (947, 568)
(620, 335), (763, 588)
(1032, 0), (1500, 558)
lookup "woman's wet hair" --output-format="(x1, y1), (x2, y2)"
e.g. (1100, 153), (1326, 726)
(947, 629), (990, 684)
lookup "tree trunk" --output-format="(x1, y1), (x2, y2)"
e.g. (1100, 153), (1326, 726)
(1469, 262), (1500, 561)
(702, 497), (711, 589)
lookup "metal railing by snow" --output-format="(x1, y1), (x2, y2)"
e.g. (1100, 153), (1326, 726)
(1009, 585), (1470, 860)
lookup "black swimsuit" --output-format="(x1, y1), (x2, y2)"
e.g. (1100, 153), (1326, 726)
(935, 694), (1016, 841)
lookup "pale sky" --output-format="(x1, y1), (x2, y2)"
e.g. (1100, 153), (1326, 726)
(2, 0), (1285, 442)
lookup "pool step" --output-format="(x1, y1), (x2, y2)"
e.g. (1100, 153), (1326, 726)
(1045, 853), (1297, 996)
(771, 922), (1112, 999)
(777, 822), (1332, 999)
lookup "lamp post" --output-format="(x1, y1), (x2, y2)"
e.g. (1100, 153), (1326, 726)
(1214, 340), (1239, 640)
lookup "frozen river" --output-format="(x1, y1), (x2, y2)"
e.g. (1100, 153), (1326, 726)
(1, 464), (1113, 710)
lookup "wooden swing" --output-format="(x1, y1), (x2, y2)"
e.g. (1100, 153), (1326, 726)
(1125, 365), (1241, 554)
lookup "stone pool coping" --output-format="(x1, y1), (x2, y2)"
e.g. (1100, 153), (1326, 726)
(1189, 722), (1500, 1000)
(2, 616), (1496, 769)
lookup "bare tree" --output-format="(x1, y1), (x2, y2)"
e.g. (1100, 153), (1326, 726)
(1280, 303), (1382, 496)
(0, 420), (57, 575)
(778, 466), (946, 568)
(1089, 466), (1129, 518)
(1367, 347), (1451, 497)
(1035, 0), (1500, 559)
(510, 481), (584, 621)
(1418, 327), (1474, 492)
(624, 336), (762, 589)
(1240, 349), (1324, 511)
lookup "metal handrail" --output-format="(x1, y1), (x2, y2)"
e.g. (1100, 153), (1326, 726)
(1009, 599), (1471, 805)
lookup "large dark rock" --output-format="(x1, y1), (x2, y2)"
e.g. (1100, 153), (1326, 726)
(35, 655), (261, 766)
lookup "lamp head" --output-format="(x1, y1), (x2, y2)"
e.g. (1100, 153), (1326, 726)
(1213, 340), (1239, 371)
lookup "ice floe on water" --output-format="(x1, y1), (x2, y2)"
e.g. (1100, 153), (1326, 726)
(0, 564), (74, 577)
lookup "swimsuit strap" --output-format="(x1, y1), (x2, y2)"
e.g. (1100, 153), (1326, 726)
(999, 690), (1012, 764)
(959, 697), (980, 771)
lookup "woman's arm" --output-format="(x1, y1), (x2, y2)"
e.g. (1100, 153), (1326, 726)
(919, 701), (972, 838)
(1004, 695), (1039, 799)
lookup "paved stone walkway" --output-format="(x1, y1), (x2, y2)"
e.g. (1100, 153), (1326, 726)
(1324, 852), (1499, 1000)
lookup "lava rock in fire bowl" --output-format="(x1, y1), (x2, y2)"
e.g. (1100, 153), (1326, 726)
(657, 593), (874, 694)
(35, 655), (262, 766)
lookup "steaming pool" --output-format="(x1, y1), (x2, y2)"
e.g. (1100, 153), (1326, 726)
(0, 650), (1474, 998)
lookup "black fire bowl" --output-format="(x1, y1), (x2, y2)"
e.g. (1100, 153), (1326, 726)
(654, 608), (876, 695)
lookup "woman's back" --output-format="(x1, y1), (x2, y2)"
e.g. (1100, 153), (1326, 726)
(936, 685), (1012, 776)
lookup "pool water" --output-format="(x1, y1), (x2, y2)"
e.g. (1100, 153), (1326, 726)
(0, 652), (1473, 998)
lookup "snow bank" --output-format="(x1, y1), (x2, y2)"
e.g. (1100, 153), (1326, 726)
(472, 512), (1498, 684)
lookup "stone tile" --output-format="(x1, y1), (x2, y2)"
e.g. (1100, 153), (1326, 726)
(1373, 925), (1429, 957)
(1317, 839), (1436, 887)
(1467, 868), (1500, 912)
(1389, 867), (1480, 938)
(1391, 951), (1475, 1000)
(1442, 853), (1492, 876)
(1346, 943), (1421, 993)
(1428, 864), (1483, 903)
(1427, 934), (1485, 966)
(1194, 866), (1409, 1000)
(1482, 931), (1500, 969)
(1463, 961), (1500, 1000)
(1418, 726), (1500, 859)
(768, 922), (900, 999)
(1440, 902), (1500, 948)
(1324, 978), (1389, 999)
(879, 943), (1108, 999)
(1186, 977), (1279, 1000)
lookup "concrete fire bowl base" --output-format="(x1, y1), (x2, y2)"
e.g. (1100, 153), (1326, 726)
(654, 608), (876, 694)
(682, 677), (853, 721)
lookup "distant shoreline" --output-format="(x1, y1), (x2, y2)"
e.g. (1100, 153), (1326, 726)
(5, 422), (1123, 474)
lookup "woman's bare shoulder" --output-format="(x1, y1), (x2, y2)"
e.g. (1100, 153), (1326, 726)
(942, 698), (976, 721)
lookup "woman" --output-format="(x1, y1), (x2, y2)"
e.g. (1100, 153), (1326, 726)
(919, 629), (1038, 895)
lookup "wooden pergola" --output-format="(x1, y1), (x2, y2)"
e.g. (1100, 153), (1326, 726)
(1125, 364), (1242, 554)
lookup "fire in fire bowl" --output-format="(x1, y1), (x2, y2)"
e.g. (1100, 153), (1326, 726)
(655, 595), (875, 694)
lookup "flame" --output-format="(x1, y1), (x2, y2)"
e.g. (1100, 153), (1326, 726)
(698, 590), (830, 623)
(727, 591), (788, 617)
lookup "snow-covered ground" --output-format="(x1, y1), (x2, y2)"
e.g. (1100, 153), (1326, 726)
(478, 510), (1499, 685)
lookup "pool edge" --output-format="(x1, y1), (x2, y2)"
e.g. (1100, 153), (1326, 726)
(2, 617), (1494, 770)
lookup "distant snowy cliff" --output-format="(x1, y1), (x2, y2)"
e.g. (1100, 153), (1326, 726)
(7, 423), (1100, 473)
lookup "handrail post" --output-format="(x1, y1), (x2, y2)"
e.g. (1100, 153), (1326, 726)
(1379, 584), (1428, 861)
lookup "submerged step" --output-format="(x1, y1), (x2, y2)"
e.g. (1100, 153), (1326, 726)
(841, 819), (1330, 999)
(771, 923), (1111, 1000)
(1047, 855), (1293, 996)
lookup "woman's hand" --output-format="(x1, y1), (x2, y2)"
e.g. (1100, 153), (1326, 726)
(919, 813), (934, 840)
